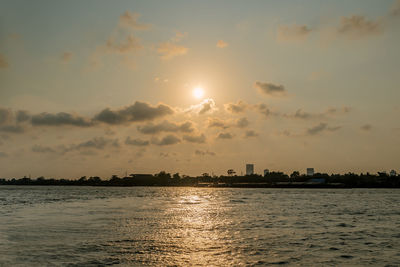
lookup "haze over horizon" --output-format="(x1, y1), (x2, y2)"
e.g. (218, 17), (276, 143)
(1, 0), (400, 178)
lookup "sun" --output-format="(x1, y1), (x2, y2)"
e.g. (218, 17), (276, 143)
(193, 86), (205, 99)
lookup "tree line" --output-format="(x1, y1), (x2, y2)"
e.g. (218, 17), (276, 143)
(0, 171), (399, 188)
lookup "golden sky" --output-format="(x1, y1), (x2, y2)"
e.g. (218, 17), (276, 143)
(0, 0), (400, 178)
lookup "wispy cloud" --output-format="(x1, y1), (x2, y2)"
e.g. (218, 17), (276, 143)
(336, 15), (383, 39)
(195, 149), (216, 156)
(224, 100), (248, 114)
(125, 137), (150, 146)
(306, 123), (341, 135)
(254, 81), (286, 97)
(360, 124), (372, 131)
(276, 24), (312, 42)
(137, 120), (194, 135)
(216, 40), (228, 48)
(119, 11), (151, 30)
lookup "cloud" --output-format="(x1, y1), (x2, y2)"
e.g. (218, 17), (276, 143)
(125, 137), (150, 146)
(187, 99), (217, 115)
(216, 40), (228, 48)
(61, 52), (73, 62)
(360, 124), (372, 131)
(0, 151), (8, 157)
(208, 118), (230, 129)
(106, 35), (142, 54)
(254, 81), (286, 96)
(183, 133), (206, 144)
(199, 99), (217, 115)
(392, 0), (400, 16)
(306, 123), (341, 135)
(0, 54), (9, 69)
(336, 15), (383, 39)
(32, 145), (56, 153)
(157, 42), (188, 60)
(119, 11), (151, 30)
(284, 107), (351, 120)
(151, 134), (181, 146)
(94, 101), (174, 125)
(254, 103), (275, 117)
(31, 112), (92, 127)
(217, 132), (234, 139)
(276, 24), (312, 42)
(236, 117), (249, 128)
(224, 100), (248, 114)
(244, 130), (258, 138)
(137, 120), (193, 134)
(195, 149), (216, 156)
(73, 137), (119, 150)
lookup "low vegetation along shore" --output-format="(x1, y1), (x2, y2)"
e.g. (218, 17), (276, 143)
(1, 171), (399, 188)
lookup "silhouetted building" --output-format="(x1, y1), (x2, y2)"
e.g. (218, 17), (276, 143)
(246, 164), (254, 175)
(264, 169), (269, 176)
(390, 170), (397, 177)
(307, 168), (314, 176)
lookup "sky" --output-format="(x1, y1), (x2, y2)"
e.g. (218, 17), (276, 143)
(0, 0), (400, 178)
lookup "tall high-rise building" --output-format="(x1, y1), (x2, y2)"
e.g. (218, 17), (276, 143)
(264, 169), (269, 176)
(307, 168), (314, 176)
(246, 164), (254, 175)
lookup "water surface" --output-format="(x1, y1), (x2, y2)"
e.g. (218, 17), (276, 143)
(0, 186), (399, 266)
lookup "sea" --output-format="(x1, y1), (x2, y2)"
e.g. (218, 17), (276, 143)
(0, 186), (399, 266)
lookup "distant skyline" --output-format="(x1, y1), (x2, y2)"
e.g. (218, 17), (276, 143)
(1, 0), (400, 178)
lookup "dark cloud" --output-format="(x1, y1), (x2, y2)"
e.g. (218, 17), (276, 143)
(183, 133), (206, 144)
(337, 15), (383, 39)
(306, 123), (341, 135)
(94, 101), (174, 125)
(151, 134), (181, 146)
(125, 137), (150, 146)
(31, 112), (92, 127)
(361, 124), (372, 131)
(254, 81), (286, 96)
(244, 130), (258, 138)
(0, 54), (9, 69)
(217, 132), (234, 139)
(224, 101), (248, 113)
(208, 118), (230, 129)
(277, 24), (312, 42)
(32, 145), (56, 153)
(195, 150), (216, 156)
(137, 120), (193, 134)
(236, 117), (249, 128)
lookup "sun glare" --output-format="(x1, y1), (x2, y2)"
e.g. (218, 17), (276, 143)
(193, 86), (205, 99)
